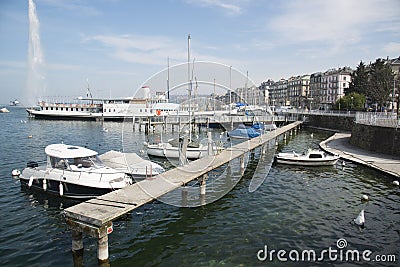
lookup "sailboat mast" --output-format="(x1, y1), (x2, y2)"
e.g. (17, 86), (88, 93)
(187, 34), (192, 141)
(167, 57), (170, 101)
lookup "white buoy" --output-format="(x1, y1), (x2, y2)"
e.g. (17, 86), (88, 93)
(342, 161), (346, 166)
(361, 194), (369, 202)
(354, 209), (365, 227)
(28, 176), (34, 187)
(393, 180), (399, 186)
(59, 182), (64, 196)
(310, 133), (314, 138)
(11, 169), (21, 176)
(43, 179), (47, 191)
(103, 127), (108, 132)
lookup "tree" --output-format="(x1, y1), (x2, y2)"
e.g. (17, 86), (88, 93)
(346, 61), (369, 95)
(368, 58), (395, 110)
(335, 92), (365, 110)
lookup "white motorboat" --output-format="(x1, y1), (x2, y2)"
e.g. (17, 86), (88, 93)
(19, 144), (133, 199)
(99, 150), (165, 179)
(275, 149), (339, 166)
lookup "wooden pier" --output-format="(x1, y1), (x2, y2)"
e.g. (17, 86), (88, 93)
(64, 121), (302, 265)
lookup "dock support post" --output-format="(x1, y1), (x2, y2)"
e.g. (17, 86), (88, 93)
(261, 145), (266, 155)
(283, 133), (287, 140)
(207, 132), (214, 156)
(240, 155), (245, 171)
(72, 230), (83, 266)
(98, 235), (110, 267)
(199, 174), (207, 205)
(181, 185), (188, 207)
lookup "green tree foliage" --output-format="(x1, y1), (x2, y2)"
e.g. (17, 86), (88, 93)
(368, 58), (395, 110)
(335, 92), (365, 110)
(346, 61), (369, 95)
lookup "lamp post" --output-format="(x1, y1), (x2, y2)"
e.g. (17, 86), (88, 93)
(351, 96), (354, 111)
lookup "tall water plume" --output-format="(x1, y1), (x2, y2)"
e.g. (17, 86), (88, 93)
(25, 0), (46, 106)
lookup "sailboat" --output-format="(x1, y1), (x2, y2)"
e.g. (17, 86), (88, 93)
(145, 34), (221, 160)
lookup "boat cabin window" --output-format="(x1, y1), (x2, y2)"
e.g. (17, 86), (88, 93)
(49, 155), (105, 169)
(309, 153), (323, 159)
(72, 155), (105, 168)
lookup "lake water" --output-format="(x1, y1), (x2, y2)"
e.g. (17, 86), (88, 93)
(0, 106), (399, 266)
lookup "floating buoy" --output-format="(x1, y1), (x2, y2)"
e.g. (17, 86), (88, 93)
(28, 176), (34, 187)
(103, 127), (108, 132)
(354, 209), (365, 228)
(310, 133), (314, 138)
(43, 179), (47, 191)
(393, 180), (399, 186)
(11, 169), (21, 176)
(28, 135), (33, 138)
(342, 161), (346, 166)
(361, 194), (369, 202)
(59, 182), (64, 196)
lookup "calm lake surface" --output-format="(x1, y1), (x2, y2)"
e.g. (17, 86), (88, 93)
(0, 106), (399, 266)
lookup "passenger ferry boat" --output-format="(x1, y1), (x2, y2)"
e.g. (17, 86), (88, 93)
(26, 91), (180, 121)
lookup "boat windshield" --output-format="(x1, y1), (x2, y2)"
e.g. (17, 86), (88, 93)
(73, 155), (105, 168)
(49, 155), (105, 169)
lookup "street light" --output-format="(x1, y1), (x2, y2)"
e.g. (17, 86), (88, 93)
(351, 96), (354, 111)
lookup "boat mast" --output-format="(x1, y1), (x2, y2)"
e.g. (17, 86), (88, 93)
(167, 56), (170, 101)
(187, 34), (192, 142)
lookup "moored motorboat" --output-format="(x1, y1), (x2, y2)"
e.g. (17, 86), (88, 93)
(227, 124), (261, 139)
(99, 150), (165, 179)
(146, 138), (220, 160)
(19, 144), (133, 199)
(275, 149), (339, 166)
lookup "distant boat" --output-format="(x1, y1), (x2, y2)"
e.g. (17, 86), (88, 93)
(275, 149), (339, 166)
(9, 99), (20, 106)
(0, 107), (10, 113)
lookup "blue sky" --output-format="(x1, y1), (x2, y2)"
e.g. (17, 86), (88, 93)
(0, 0), (399, 105)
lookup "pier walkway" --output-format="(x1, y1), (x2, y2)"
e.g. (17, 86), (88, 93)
(64, 121), (302, 265)
(320, 133), (400, 178)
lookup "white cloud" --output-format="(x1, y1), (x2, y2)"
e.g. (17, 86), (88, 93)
(39, 0), (102, 16)
(82, 34), (241, 67)
(383, 42), (400, 54)
(267, 0), (400, 46)
(184, 0), (246, 15)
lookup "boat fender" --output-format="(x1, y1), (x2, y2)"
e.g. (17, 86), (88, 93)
(361, 194), (369, 202)
(43, 178), (47, 191)
(393, 180), (399, 186)
(28, 176), (34, 187)
(11, 169), (21, 176)
(59, 182), (64, 196)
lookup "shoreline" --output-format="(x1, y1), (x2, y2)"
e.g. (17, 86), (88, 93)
(319, 132), (400, 179)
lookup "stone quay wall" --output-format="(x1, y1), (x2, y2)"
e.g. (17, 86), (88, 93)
(350, 123), (400, 156)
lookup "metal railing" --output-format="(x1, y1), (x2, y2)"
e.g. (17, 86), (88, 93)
(355, 112), (399, 128)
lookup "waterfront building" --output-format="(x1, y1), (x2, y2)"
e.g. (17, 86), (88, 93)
(287, 75), (310, 109)
(309, 67), (352, 110)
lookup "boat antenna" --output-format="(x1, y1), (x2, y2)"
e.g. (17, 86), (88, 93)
(86, 78), (93, 104)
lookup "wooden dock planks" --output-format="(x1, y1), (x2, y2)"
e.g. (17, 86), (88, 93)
(64, 121), (302, 230)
